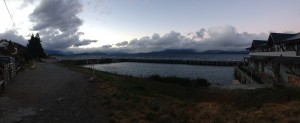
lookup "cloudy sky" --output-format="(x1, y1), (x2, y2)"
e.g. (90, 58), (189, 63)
(0, 0), (300, 53)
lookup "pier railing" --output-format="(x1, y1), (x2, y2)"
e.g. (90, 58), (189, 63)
(59, 58), (245, 66)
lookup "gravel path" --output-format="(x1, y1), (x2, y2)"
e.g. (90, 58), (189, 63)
(0, 61), (108, 123)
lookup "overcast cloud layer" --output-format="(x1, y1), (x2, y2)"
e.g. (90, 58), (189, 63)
(29, 0), (97, 50)
(96, 25), (268, 53)
(0, 24), (270, 54)
(0, 0), (274, 54)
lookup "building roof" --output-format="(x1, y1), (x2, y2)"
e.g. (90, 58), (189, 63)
(249, 32), (300, 50)
(280, 33), (300, 43)
(269, 33), (297, 44)
(246, 40), (267, 50)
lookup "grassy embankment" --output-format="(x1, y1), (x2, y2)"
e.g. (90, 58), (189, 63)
(61, 63), (300, 123)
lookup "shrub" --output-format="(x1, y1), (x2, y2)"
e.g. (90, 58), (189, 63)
(194, 78), (211, 86)
(148, 75), (163, 81)
(147, 75), (210, 87)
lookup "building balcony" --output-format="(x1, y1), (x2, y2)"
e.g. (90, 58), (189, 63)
(249, 51), (299, 57)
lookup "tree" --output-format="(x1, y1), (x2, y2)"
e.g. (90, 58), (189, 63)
(27, 33), (46, 59)
(7, 40), (16, 54)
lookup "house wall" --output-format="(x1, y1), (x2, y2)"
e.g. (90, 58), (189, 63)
(280, 65), (289, 83)
(264, 62), (273, 77)
(248, 59), (300, 85)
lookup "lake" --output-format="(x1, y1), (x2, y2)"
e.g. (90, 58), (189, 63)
(83, 62), (234, 84)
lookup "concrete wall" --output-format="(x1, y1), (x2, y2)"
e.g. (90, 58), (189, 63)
(269, 64), (300, 86)
(283, 65), (300, 86)
(280, 65), (289, 83)
(264, 63), (273, 77)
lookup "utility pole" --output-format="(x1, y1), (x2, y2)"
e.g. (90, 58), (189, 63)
(89, 60), (96, 82)
(251, 68), (253, 84)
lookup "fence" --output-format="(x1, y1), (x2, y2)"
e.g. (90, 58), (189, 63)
(0, 62), (16, 91)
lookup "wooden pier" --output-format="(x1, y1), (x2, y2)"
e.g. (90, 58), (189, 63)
(59, 58), (245, 66)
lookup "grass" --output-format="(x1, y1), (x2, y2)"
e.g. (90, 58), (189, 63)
(24, 60), (37, 70)
(147, 75), (211, 87)
(61, 63), (300, 123)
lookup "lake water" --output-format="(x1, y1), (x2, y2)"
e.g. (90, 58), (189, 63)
(59, 54), (245, 84)
(83, 62), (234, 84)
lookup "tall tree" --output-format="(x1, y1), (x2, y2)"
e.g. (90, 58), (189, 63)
(7, 40), (16, 54)
(27, 33), (46, 59)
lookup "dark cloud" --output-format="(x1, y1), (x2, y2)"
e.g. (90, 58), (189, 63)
(195, 28), (206, 38)
(73, 39), (97, 47)
(0, 30), (27, 45)
(104, 25), (268, 53)
(102, 45), (112, 48)
(30, 0), (82, 32)
(29, 0), (97, 50)
(115, 41), (128, 47)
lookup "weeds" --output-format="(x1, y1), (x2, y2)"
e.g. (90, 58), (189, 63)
(148, 75), (211, 87)
(61, 63), (300, 123)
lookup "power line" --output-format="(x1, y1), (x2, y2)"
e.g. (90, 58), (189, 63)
(3, 0), (15, 26)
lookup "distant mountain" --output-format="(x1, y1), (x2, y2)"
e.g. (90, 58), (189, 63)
(45, 50), (73, 56)
(132, 49), (247, 56)
(75, 52), (107, 56)
(53, 49), (248, 57)
(134, 49), (198, 56)
(202, 50), (248, 54)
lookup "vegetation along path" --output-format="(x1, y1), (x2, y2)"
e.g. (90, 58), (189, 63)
(0, 60), (108, 123)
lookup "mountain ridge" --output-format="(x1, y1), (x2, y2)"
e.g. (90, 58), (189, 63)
(46, 49), (248, 56)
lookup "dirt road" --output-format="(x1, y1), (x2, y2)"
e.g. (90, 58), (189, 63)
(0, 61), (108, 123)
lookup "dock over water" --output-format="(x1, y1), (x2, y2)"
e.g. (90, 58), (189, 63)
(60, 58), (245, 66)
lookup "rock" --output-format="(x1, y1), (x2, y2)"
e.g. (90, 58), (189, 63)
(89, 76), (97, 82)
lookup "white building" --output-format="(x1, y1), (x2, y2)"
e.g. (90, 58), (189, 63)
(238, 33), (300, 85)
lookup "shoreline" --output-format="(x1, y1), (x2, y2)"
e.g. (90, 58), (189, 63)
(80, 63), (272, 89)
(61, 63), (300, 122)
(80, 62), (235, 85)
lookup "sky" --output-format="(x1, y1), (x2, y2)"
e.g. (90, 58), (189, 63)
(0, 0), (300, 53)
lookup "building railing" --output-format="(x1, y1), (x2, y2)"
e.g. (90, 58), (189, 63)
(249, 51), (298, 57)
(236, 65), (263, 84)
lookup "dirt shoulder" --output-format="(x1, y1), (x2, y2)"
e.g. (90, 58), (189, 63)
(0, 61), (108, 123)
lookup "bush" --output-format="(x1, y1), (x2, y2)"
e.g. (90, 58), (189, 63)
(148, 75), (163, 81)
(194, 78), (211, 86)
(164, 76), (190, 85)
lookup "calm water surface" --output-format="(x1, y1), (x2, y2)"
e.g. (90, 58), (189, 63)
(83, 62), (234, 84)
